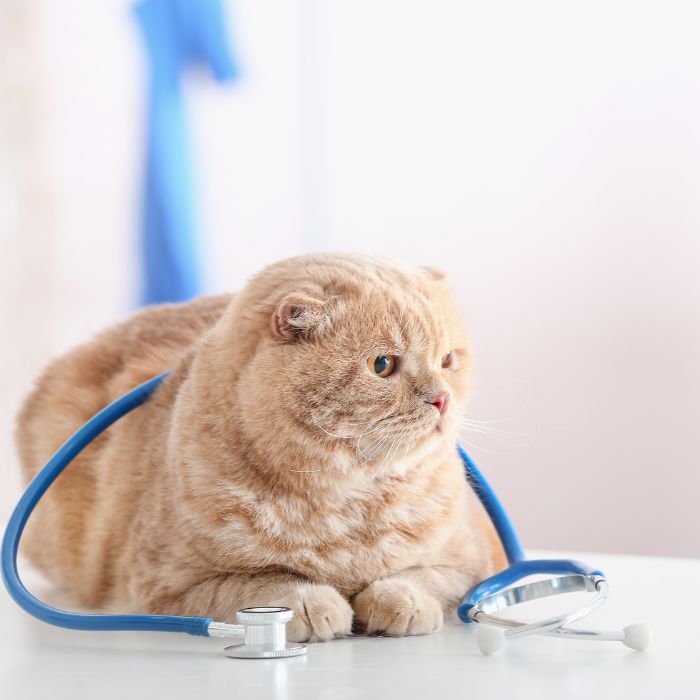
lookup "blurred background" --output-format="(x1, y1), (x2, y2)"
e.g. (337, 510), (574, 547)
(1, 0), (698, 558)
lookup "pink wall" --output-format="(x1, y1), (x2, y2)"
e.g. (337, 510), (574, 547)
(2, 0), (698, 557)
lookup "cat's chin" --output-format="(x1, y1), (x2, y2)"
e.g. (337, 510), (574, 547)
(405, 417), (455, 448)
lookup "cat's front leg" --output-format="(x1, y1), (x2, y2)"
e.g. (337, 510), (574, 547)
(153, 573), (353, 643)
(351, 565), (471, 636)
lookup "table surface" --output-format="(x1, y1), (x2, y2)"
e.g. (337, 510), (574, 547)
(1, 550), (699, 700)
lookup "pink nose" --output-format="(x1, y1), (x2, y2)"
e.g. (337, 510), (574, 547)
(429, 392), (450, 415)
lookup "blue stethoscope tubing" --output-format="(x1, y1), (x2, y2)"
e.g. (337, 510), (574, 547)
(1, 372), (212, 636)
(1, 372), (601, 638)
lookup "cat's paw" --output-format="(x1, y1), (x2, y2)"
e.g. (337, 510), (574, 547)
(279, 583), (353, 642)
(352, 578), (443, 636)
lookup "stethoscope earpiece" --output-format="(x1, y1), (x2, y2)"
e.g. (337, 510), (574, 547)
(622, 623), (652, 651)
(475, 626), (506, 655)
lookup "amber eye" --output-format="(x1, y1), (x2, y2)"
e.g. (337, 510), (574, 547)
(441, 352), (453, 369)
(368, 354), (397, 378)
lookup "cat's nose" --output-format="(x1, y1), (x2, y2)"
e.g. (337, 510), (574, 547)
(428, 392), (450, 415)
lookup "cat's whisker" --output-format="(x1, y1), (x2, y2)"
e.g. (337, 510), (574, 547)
(374, 435), (401, 479)
(368, 432), (394, 458)
(459, 422), (534, 440)
(457, 434), (510, 456)
(460, 416), (537, 432)
(307, 412), (399, 444)
(354, 430), (390, 467)
(353, 429), (397, 474)
(289, 466), (339, 473)
(370, 438), (394, 480)
(461, 416), (511, 426)
(293, 411), (425, 480)
(459, 416), (534, 432)
(298, 430), (388, 477)
(375, 442), (398, 480)
(458, 421), (540, 449)
(315, 426), (356, 440)
(342, 417), (384, 426)
(350, 416), (399, 459)
(308, 415), (376, 439)
(372, 432), (403, 480)
(355, 422), (391, 446)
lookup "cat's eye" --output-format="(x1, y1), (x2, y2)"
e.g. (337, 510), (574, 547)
(368, 354), (397, 378)
(441, 352), (453, 369)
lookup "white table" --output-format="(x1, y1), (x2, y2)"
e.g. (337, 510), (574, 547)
(1, 551), (699, 700)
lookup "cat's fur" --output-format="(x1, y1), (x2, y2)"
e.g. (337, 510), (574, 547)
(16, 253), (505, 641)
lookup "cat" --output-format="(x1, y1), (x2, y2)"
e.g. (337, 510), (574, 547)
(16, 253), (505, 641)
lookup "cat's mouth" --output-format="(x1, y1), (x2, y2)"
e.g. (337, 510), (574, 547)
(316, 403), (451, 455)
(402, 404), (451, 440)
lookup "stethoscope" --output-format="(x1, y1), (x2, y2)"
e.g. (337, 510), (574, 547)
(1, 372), (650, 658)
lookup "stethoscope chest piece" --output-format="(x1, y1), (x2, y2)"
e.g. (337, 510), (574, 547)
(222, 607), (308, 659)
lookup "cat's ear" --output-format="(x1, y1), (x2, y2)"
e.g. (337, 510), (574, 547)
(271, 293), (328, 341)
(420, 265), (447, 281)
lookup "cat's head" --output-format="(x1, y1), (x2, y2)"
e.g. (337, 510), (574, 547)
(216, 254), (470, 473)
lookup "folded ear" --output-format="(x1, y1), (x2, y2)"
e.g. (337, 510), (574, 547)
(271, 292), (328, 341)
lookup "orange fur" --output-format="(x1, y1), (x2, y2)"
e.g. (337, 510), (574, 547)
(16, 254), (505, 641)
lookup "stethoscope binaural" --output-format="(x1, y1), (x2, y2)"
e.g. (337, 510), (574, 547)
(1, 372), (650, 658)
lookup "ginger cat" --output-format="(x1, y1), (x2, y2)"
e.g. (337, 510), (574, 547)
(16, 253), (504, 641)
